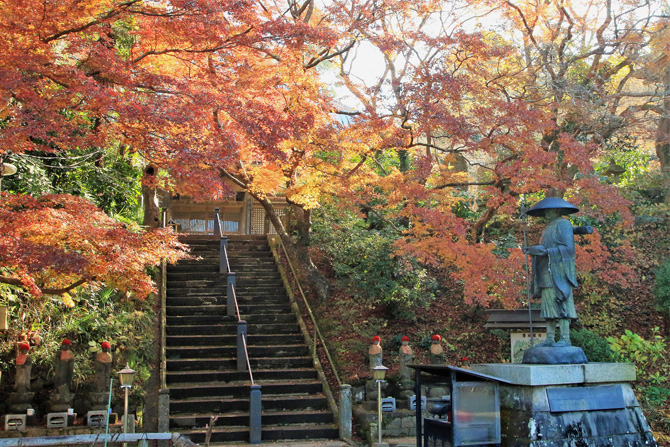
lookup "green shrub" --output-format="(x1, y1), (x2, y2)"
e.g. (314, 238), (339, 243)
(654, 261), (670, 319)
(570, 328), (614, 362)
(312, 211), (437, 320)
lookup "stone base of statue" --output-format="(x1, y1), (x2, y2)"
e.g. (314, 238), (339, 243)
(89, 391), (109, 411)
(522, 345), (588, 364)
(399, 379), (414, 399)
(49, 390), (74, 412)
(8, 392), (34, 413)
(471, 363), (657, 447)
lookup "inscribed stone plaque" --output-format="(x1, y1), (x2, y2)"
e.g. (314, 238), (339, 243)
(547, 385), (625, 412)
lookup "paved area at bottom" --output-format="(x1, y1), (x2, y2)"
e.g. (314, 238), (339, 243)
(222, 437), (416, 447)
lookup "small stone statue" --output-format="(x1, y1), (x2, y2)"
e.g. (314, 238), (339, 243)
(14, 343), (32, 393)
(8, 342), (35, 413)
(368, 336), (382, 369)
(50, 339), (75, 412)
(398, 336), (415, 399)
(399, 336), (414, 380)
(54, 339), (74, 393)
(429, 334), (445, 364)
(94, 341), (113, 392)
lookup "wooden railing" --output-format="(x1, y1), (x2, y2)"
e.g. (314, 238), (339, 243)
(214, 208), (261, 445)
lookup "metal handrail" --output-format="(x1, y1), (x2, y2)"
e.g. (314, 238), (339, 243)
(231, 281), (241, 322)
(222, 244), (231, 278)
(241, 332), (255, 385)
(160, 210), (168, 390)
(215, 209), (254, 385)
(274, 236), (342, 387)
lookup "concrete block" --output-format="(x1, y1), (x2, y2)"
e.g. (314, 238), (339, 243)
(472, 363), (584, 385)
(583, 363), (636, 383)
(409, 395), (426, 411)
(87, 410), (108, 426)
(381, 397), (396, 412)
(47, 412), (68, 429)
(4, 414), (27, 432)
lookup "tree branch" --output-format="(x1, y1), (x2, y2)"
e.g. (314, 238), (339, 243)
(0, 276), (89, 295)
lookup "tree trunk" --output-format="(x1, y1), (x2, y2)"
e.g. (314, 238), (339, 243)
(142, 165), (161, 229)
(255, 196), (331, 301)
(656, 61), (670, 205)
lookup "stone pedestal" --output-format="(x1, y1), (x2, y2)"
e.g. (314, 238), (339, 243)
(89, 392), (109, 411)
(7, 392), (34, 413)
(471, 363), (657, 447)
(49, 391), (74, 412)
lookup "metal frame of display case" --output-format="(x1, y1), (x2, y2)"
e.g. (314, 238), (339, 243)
(409, 365), (511, 447)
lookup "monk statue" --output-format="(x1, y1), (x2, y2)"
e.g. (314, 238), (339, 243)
(15, 343), (32, 393)
(94, 341), (113, 392)
(429, 334), (445, 364)
(398, 336), (414, 381)
(369, 336), (382, 369)
(54, 339), (74, 393)
(522, 197), (592, 359)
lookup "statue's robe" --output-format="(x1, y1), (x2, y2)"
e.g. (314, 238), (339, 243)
(531, 217), (578, 320)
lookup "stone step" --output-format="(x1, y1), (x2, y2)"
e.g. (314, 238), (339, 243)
(166, 368), (317, 385)
(166, 333), (305, 347)
(166, 305), (227, 316)
(170, 409), (333, 429)
(169, 380), (322, 400)
(166, 303), (288, 314)
(165, 297), (223, 306)
(166, 313), (295, 326)
(166, 272), (224, 281)
(167, 287), (227, 297)
(170, 393), (329, 414)
(166, 356), (313, 371)
(166, 344), (309, 359)
(167, 280), (227, 288)
(167, 322), (301, 335)
(176, 423), (339, 444)
(167, 264), (220, 273)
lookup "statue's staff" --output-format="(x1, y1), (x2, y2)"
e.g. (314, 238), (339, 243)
(520, 196), (535, 347)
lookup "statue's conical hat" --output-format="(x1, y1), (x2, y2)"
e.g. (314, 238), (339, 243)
(524, 197), (579, 217)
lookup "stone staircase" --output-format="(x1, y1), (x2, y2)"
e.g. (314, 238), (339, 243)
(165, 235), (338, 443)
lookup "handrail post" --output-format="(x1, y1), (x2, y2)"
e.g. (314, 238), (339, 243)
(249, 385), (262, 444)
(237, 320), (248, 372)
(213, 207), (221, 235)
(220, 236), (228, 274)
(227, 273), (236, 318)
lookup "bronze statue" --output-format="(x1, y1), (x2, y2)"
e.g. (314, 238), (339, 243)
(523, 197), (592, 348)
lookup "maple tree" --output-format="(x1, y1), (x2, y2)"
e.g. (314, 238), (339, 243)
(0, 192), (185, 298)
(1, 0), (667, 306)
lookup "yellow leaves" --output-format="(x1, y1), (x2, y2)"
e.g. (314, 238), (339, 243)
(248, 163), (287, 197)
(61, 293), (75, 308)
